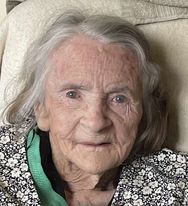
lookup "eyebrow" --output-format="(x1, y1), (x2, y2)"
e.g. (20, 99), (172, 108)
(107, 86), (131, 94)
(58, 82), (91, 91)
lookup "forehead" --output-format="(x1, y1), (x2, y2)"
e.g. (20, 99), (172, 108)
(48, 35), (139, 88)
(51, 35), (138, 65)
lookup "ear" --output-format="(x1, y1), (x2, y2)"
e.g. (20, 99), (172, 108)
(34, 103), (50, 131)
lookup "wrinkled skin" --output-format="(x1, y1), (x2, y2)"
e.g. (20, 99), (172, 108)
(35, 35), (143, 205)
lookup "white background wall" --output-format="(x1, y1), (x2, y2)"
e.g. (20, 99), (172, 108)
(0, 0), (7, 23)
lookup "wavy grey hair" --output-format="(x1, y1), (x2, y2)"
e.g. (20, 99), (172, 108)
(3, 10), (168, 154)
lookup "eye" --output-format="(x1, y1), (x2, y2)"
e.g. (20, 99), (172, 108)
(66, 90), (79, 99)
(112, 95), (127, 104)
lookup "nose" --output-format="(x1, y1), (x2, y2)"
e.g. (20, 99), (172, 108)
(80, 103), (112, 133)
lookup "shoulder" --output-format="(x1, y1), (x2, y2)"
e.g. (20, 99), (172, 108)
(0, 123), (25, 161)
(125, 148), (188, 179)
(0, 119), (34, 144)
(112, 149), (188, 205)
(0, 120), (40, 205)
(0, 120), (33, 161)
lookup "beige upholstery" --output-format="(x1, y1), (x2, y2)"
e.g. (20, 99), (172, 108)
(0, 0), (188, 152)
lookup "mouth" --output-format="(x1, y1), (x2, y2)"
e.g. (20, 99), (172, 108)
(81, 142), (110, 146)
(77, 142), (112, 151)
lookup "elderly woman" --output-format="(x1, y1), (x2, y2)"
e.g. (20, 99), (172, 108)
(0, 11), (188, 206)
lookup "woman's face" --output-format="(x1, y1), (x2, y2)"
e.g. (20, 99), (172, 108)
(36, 35), (143, 174)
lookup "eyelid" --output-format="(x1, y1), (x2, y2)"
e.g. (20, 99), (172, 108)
(66, 90), (77, 94)
(66, 89), (79, 94)
(108, 92), (128, 99)
(107, 87), (133, 97)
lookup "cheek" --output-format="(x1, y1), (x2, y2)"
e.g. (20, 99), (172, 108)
(113, 117), (139, 162)
(45, 97), (82, 138)
(112, 103), (142, 146)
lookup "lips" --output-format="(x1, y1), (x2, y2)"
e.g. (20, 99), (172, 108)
(77, 141), (111, 150)
(74, 140), (112, 152)
(81, 142), (110, 146)
(78, 141), (111, 146)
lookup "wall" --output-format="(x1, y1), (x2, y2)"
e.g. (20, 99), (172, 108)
(0, 0), (7, 23)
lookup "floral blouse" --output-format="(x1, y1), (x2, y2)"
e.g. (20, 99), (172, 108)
(0, 121), (188, 205)
(111, 149), (188, 205)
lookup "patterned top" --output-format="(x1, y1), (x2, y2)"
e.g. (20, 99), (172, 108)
(0, 121), (188, 206)
(112, 149), (188, 205)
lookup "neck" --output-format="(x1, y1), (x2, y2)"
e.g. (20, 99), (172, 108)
(56, 161), (119, 193)
(53, 159), (120, 205)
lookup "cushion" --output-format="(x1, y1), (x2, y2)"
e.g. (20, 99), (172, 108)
(0, 0), (188, 152)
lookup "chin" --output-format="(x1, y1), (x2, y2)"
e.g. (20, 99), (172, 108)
(76, 160), (117, 175)
(69, 148), (121, 174)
